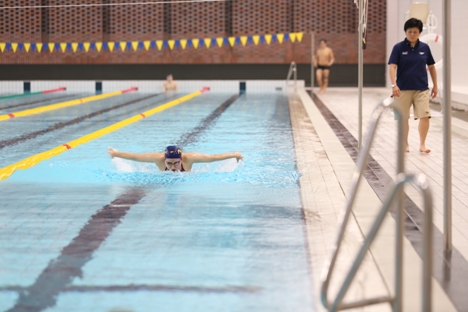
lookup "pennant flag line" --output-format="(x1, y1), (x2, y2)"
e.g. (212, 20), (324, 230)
(0, 32), (304, 54)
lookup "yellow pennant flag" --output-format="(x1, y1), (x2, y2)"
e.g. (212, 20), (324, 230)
(108, 42), (115, 52)
(216, 37), (223, 48)
(252, 35), (260, 45)
(265, 34), (272, 44)
(84, 42), (91, 52)
(60, 43), (67, 52)
(143, 40), (151, 51)
(240, 36), (248, 46)
(192, 39), (199, 49)
(0, 43), (5, 52)
(277, 34), (284, 44)
(11, 43), (18, 52)
(228, 37), (236, 47)
(156, 40), (163, 50)
(119, 42), (126, 51)
(180, 39), (187, 49)
(24, 43), (31, 52)
(296, 32), (303, 42)
(168, 40), (175, 50)
(289, 33), (296, 43)
(204, 38), (211, 48)
(95, 42), (102, 52)
(71, 42), (78, 52)
(48, 43), (55, 52)
(132, 41), (139, 51)
(36, 43), (43, 52)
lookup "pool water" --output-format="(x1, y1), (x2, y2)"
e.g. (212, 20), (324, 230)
(0, 92), (315, 311)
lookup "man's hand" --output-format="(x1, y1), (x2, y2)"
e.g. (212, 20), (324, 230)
(235, 152), (244, 162)
(107, 147), (117, 158)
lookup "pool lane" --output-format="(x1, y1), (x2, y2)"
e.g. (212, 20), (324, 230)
(0, 92), (86, 111)
(0, 93), (314, 312)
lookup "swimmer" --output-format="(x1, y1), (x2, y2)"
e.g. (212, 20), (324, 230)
(107, 145), (243, 172)
(163, 74), (178, 92)
(314, 39), (334, 94)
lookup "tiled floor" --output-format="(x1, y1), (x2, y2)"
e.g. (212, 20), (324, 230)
(291, 87), (468, 311)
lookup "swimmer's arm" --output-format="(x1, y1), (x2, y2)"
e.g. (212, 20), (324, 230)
(188, 152), (244, 163)
(328, 49), (335, 66)
(107, 148), (162, 163)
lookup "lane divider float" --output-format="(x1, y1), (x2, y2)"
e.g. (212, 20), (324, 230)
(0, 87), (137, 121)
(0, 87), (66, 101)
(0, 87), (209, 180)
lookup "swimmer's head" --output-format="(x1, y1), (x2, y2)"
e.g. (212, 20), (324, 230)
(166, 74), (173, 81)
(164, 145), (182, 159)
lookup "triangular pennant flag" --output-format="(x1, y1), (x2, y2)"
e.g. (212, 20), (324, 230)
(5, 43), (11, 51)
(11, 43), (18, 52)
(277, 33), (284, 44)
(150, 41), (156, 49)
(163, 41), (169, 49)
(31, 43), (36, 51)
(18, 44), (23, 52)
(192, 39), (199, 49)
(55, 43), (60, 51)
(284, 33), (289, 42)
(108, 42), (115, 52)
(216, 37), (223, 48)
(289, 33), (296, 43)
(168, 40), (175, 50)
(84, 42), (91, 52)
(296, 32), (303, 42)
(223, 38), (229, 46)
(204, 38), (211, 48)
(131, 41), (139, 51)
(0, 42), (5, 52)
(36, 43), (43, 52)
(119, 42), (126, 51)
(95, 42), (102, 52)
(48, 43), (55, 52)
(72, 42), (78, 52)
(240, 36), (248, 46)
(60, 43), (67, 52)
(24, 43), (31, 52)
(156, 40), (163, 50)
(90, 42), (95, 51)
(78, 43), (84, 51)
(252, 35), (260, 45)
(180, 39), (187, 49)
(143, 40), (151, 51)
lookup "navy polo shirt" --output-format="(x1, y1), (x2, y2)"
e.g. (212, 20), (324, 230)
(388, 38), (435, 90)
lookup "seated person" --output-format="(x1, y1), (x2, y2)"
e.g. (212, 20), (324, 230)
(108, 145), (243, 172)
(163, 74), (178, 92)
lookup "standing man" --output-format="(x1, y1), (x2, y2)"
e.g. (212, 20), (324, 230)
(163, 74), (178, 92)
(314, 39), (334, 93)
(389, 18), (438, 153)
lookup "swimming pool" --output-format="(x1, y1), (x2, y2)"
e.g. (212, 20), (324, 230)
(0, 91), (315, 311)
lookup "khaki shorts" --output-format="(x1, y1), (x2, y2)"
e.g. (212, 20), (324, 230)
(394, 90), (431, 120)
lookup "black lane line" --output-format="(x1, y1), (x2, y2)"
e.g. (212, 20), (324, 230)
(7, 93), (241, 312)
(177, 93), (240, 147)
(309, 92), (468, 311)
(0, 93), (160, 150)
(0, 93), (82, 111)
(1, 284), (261, 294)
(6, 189), (147, 312)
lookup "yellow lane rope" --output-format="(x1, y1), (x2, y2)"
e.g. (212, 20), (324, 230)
(0, 87), (137, 121)
(0, 88), (209, 180)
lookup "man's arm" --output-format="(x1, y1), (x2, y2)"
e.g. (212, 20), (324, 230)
(389, 64), (400, 97)
(427, 65), (438, 99)
(187, 152), (243, 164)
(328, 49), (335, 66)
(107, 147), (162, 163)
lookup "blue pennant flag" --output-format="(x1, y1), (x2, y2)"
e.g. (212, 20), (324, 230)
(67, 43), (72, 51)
(102, 42), (108, 51)
(6, 43), (11, 51)
(126, 42), (131, 49)
(78, 43), (84, 51)
(54, 43), (60, 51)
(31, 43), (36, 51)
(175, 40), (180, 49)
(138, 41), (144, 49)
(248, 37), (253, 45)
(90, 42), (95, 51)
(163, 41), (168, 49)
(260, 35), (266, 44)
(284, 33), (290, 42)
(272, 34), (277, 43)
(18, 43), (23, 52)
(223, 38), (229, 46)
(150, 41), (156, 49)
(235, 37), (241, 45)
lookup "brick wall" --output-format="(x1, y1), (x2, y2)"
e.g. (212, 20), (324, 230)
(0, 0), (386, 65)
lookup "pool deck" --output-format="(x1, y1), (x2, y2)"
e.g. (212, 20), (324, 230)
(290, 87), (468, 312)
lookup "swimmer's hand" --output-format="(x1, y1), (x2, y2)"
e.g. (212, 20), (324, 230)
(235, 152), (244, 163)
(107, 147), (117, 158)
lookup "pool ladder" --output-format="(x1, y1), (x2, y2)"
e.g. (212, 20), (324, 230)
(286, 61), (298, 89)
(320, 98), (434, 312)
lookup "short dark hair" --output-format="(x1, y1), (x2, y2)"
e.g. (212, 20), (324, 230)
(320, 39), (327, 43)
(404, 18), (423, 32)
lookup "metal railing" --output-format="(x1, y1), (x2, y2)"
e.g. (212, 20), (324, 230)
(320, 98), (434, 312)
(286, 61), (297, 89)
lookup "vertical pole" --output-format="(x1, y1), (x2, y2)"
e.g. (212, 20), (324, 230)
(358, 0), (363, 149)
(311, 32), (315, 91)
(443, 0), (452, 253)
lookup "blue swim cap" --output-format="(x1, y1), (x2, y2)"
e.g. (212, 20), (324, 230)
(164, 145), (182, 159)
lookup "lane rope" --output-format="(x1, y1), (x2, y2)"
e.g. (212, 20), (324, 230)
(0, 88), (209, 180)
(0, 87), (66, 101)
(0, 87), (137, 121)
